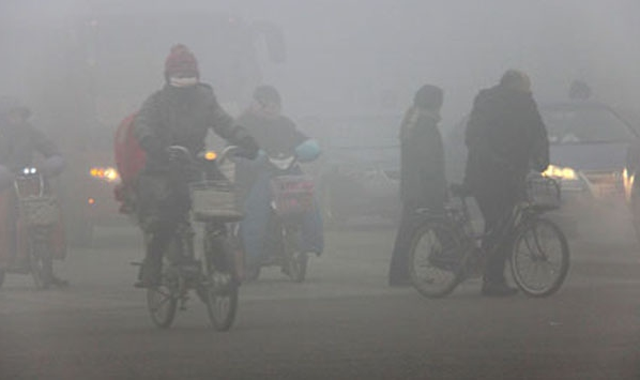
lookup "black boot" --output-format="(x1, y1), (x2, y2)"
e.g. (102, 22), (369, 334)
(134, 259), (161, 288)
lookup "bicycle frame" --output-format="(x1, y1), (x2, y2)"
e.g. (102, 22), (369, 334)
(447, 178), (559, 275)
(155, 147), (237, 294)
(143, 146), (242, 330)
(409, 176), (568, 298)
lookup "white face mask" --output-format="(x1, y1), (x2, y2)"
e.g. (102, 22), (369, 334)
(169, 77), (198, 88)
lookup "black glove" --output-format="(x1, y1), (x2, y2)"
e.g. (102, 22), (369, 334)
(237, 135), (259, 160)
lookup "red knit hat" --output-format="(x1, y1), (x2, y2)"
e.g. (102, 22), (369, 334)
(164, 44), (199, 78)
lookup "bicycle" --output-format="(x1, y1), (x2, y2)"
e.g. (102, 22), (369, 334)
(408, 174), (570, 298)
(0, 167), (64, 290)
(139, 145), (243, 331)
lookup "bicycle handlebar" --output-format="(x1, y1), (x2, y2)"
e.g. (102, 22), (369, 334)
(166, 145), (241, 166)
(217, 145), (242, 166)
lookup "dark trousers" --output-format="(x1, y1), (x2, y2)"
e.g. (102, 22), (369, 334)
(388, 202), (427, 285)
(136, 172), (190, 277)
(474, 188), (518, 284)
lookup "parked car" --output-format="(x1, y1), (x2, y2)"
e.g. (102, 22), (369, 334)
(445, 101), (640, 236)
(304, 114), (401, 226)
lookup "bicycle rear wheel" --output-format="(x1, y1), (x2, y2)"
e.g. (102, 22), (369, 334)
(284, 226), (307, 283)
(146, 282), (178, 329)
(409, 219), (465, 298)
(510, 217), (570, 297)
(145, 238), (179, 329)
(29, 234), (52, 290)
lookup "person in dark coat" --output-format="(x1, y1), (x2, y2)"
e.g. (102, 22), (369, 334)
(464, 70), (549, 296)
(133, 44), (259, 287)
(389, 84), (446, 287)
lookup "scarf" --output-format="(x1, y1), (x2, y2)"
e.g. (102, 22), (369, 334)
(169, 77), (199, 88)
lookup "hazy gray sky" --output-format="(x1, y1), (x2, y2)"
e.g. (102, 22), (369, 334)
(2, 0), (639, 127)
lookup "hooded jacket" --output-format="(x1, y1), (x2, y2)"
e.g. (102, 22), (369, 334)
(0, 121), (60, 172)
(399, 106), (447, 208)
(464, 85), (548, 193)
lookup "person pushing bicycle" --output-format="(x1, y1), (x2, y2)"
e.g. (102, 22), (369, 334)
(463, 70), (550, 296)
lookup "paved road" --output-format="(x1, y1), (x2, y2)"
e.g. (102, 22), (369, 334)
(1, 225), (640, 379)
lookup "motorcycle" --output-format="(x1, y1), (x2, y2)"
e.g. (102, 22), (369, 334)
(242, 153), (318, 283)
(0, 167), (65, 289)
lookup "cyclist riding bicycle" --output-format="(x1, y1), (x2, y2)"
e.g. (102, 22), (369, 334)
(0, 97), (67, 287)
(464, 70), (549, 296)
(133, 44), (259, 288)
(234, 85), (323, 277)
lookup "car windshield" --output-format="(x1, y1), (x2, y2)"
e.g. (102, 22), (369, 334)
(541, 105), (635, 144)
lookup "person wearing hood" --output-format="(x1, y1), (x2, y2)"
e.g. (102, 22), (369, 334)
(388, 84), (447, 287)
(0, 98), (67, 286)
(464, 70), (549, 296)
(133, 44), (259, 287)
(235, 85), (323, 277)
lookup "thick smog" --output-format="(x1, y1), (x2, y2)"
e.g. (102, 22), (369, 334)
(1, 1), (639, 379)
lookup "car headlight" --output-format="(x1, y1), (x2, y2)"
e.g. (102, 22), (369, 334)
(90, 166), (120, 182)
(623, 167), (635, 201)
(543, 164), (578, 180)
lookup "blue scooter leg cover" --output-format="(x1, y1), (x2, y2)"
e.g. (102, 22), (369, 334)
(240, 169), (273, 267)
(300, 199), (324, 255)
(240, 167), (325, 266)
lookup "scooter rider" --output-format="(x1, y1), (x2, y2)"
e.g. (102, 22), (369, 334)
(133, 44), (259, 288)
(0, 97), (67, 286)
(235, 85), (323, 277)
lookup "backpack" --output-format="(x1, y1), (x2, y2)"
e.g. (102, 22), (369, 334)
(113, 112), (145, 212)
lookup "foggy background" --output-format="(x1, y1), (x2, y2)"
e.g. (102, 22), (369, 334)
(0, 0), (639, 136)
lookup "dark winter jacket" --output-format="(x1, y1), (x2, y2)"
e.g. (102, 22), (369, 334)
(0, 121), (60, 172)
(236, 110), (307, 158)
(234, 109), (308, 197)
(399, 106), (447, 209)
(464, 85), (549, 194)
(134, 83), (250, 172)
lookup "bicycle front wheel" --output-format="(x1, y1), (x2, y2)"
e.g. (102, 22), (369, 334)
(510, 218), (570, 297)
(409, 220), (465, 298)
(204, 233), (239, 332)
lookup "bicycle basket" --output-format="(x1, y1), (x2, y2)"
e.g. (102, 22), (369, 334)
(19, 196), (61, 226)
(270, 175), (315, 216)
(526, 176), (561, 210)
(189, 180), (243, 222)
